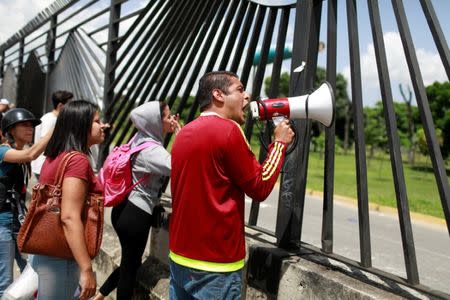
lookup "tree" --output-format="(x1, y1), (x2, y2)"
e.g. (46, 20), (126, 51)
(425, 81), (450, 159)
(399, 84), (417, 164)
(264, 72), (289, 97)
(363, 102), (387, 158)
(392, 101), (420, 161)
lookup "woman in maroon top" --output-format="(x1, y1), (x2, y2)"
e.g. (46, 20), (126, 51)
(33, 100), (107, 300)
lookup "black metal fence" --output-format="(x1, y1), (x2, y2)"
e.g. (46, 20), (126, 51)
(0, 0), (449, 298)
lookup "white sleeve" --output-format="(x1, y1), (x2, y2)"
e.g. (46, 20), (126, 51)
(40, 116), (56, 136)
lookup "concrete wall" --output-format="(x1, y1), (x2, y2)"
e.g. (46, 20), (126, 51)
(92, 196), (433, 300)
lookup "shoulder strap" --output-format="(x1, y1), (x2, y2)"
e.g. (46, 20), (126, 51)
(127, 133), (138, 146)
(54, 152), (85, 187)
(128, 140), (159, 156)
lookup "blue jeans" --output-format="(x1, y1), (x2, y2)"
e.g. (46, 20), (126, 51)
(33, 254), (79, 300)
(0, 211), (14, 298)
(169, 260), (242, 300)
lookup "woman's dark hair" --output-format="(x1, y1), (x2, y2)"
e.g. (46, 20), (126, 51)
(159, 101), (168, 119)
(44, 100), (98, 158)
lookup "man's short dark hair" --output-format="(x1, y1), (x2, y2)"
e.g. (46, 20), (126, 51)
(197, 71), (239, 111)
(51, 90), (73, 109)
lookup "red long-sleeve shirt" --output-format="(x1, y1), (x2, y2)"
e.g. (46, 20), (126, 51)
(169, 114), (286, 270)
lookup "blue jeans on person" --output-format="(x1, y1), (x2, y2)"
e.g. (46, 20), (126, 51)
(0, 211), (14, 298)
(169, 259), (242, 300)
(33, 254), (79, 300)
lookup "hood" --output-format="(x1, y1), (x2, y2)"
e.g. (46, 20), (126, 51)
(130, 101), (163, 144)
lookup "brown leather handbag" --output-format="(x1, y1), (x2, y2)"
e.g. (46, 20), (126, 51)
(17, 151), (104, 259)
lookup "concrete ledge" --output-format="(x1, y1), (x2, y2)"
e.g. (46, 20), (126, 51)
(93, 198), (433, 300)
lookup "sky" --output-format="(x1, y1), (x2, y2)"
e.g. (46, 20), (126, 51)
(0, 0), (449, 107)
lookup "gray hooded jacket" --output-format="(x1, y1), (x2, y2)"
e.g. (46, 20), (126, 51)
(128, 101), (171, 215)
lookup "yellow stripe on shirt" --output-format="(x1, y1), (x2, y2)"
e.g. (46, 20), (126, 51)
(262, 142), (283, 174)
(262, 142), (284, 181)
(262, 142), (280, 172)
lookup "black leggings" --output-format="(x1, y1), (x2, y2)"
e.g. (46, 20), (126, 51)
(99, 200), (153, 299)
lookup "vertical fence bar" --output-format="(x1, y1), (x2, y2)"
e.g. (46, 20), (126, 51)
(0, 50), (4, 79)
(346, 0), (372, 267)
(186, 0), (242, 123)
(110, 0), (164, 77)
(113, 1), (203, 140)
(108, 0), (168, 92)
(186, 0), (243, 122)
(419, 0), (450, 80)
(243, 8), (276, 141)
(157, 1), (218, 105)
(239, 5), (266, 90)
(368, 0), (419, 284)
(100, 0), (121, 163)
(218, 0), (249, 71)
(44, 15), (57, 113)
(145, 2), (207, 103)
(245, 8), (277, 225)
(18, 39), (24, 79)
(276, 0), (322, 248)
(249, 7), (290, 226)
(321, 0), (337, 254)
(166, 0), (221, 109)
(229, 3), (257, 74)
(392, 0), (450, 235)
(105, 0), (175, 131)
(115, 0), (191, 145)
(171, 0), (224, 116)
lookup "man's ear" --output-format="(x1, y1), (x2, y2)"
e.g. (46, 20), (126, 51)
(212, 88), (224, 103)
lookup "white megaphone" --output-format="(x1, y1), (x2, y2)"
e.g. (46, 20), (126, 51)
(250, 82), (335, 127)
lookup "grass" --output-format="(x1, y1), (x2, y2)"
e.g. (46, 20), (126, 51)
(247, 133), (448, 218)
(306, 151), (448, 219)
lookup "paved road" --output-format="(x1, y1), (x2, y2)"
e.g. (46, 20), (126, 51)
(244, 187), (450, 295)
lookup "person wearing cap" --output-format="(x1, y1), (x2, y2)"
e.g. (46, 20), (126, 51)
(31, 90), (73, 180)
(0, 99), (10, 115)
(0, 108), (54, 297)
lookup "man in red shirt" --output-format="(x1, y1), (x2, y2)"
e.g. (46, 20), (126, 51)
(169, 71), (294, 299)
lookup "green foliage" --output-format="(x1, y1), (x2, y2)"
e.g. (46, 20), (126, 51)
(166, 95), (197, 122)
(416, 127), (443, 156)
(392, 101), (419, 148)
(264, 72), (290, 97)
(363, 102), (387, 156)
(311, 133), (325, 154)
(426, 81), (450, 158)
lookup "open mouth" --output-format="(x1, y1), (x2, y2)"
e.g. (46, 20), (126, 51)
(242, 104), (249, 116)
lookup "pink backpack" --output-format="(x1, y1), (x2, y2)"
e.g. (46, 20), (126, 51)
(98, 135), (158, 207)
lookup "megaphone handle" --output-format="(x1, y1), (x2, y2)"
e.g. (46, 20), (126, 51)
(285, 120), (299, 155)
(259, 120), (298, 156)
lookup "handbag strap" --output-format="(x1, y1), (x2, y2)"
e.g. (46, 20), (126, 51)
(53, 151), (86, 187)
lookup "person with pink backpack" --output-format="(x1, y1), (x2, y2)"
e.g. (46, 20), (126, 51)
(94, 101), (180, 300)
